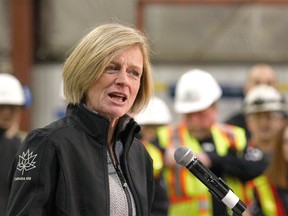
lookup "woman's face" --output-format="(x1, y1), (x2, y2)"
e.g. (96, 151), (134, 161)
(86, 46), (143, 121)
(282, 126), (288, 162)
(246, 111), (285, 143)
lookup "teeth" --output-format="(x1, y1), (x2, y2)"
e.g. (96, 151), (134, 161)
(114, 93), (124, 98)
(110, 93), (126, 102)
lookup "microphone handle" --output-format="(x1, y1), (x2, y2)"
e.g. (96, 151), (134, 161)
(187, 157), (230, 199)
(187, 158), (247, 215)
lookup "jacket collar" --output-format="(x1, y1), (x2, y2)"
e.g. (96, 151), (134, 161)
(65, 103), (140, 144)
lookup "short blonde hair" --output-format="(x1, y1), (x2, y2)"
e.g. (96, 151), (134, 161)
(63, 23), (153, 114)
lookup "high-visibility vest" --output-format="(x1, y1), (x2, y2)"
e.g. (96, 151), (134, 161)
(247, 175), (286, 216)
(157, 122), (247, 216)
(143, 141), (164, 179)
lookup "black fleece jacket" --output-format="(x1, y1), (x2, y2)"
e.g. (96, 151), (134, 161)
(6, 104), (154, 216)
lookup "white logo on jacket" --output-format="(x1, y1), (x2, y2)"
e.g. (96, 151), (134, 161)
(16, 149), (37, 175)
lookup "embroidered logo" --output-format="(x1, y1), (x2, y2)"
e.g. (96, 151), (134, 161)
(17, 149), (37, 175)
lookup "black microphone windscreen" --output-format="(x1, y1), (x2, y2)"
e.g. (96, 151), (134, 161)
(174, 146), (194, 166)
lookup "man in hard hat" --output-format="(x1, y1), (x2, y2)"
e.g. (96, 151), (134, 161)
(225, 63), (278, 139)
(135, 96), (172, 216)
(158, 69), (266, 216)
(0, 73), (26, 214)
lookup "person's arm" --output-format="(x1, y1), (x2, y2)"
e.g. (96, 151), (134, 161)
(206, 147), (268, 182)
(7, 130), (58, 216)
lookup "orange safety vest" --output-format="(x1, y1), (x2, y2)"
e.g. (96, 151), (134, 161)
(246, 175), (286, 216)
(157, 122), (247, 216)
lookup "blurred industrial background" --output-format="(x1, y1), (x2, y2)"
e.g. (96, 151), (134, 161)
(1, 0), (288, 130)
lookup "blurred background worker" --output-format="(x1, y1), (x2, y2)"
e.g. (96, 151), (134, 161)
(158, 69), (253, 216)
(225, 63), (278, 139)
(0, 73), (25, 215)
(243, 84), (287, 159)
(245, 122), (288, 216)
(135, 96), (172, 216)
(241, 84), (287, 213)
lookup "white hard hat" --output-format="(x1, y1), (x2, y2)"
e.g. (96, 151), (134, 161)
(135, 96), (172, 125)
(0, 73), (25, 106)
(244, 84), (286, 114)
(174, 69), (222, 114)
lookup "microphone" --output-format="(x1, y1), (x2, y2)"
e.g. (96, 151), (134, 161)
(174, 146), (246, 216)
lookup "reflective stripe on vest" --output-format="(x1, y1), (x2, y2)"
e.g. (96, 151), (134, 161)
(208, 124), (246, 201)
(157, 122), (247, 216)
(250, 175), (286, 216)
(143, 141), (164, 179)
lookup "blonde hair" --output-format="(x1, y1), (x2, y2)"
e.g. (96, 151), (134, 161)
(62, 23), (153, 114)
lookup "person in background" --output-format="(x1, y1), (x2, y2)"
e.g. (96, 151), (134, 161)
(135, 96), (172, 216)
(7, 23), (155, 215)
(241, 84), (287, 213)
(5, 84), (31, 142)
(245, 122), (288, 216)
(0, 73), (25, 215)
(158, 69), (265, 216)
(243, 84), (287, 159)
(225, 63), (278, 139)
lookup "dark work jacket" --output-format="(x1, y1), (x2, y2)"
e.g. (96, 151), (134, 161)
(225, 112), (251, 139)
(0, 129), (21, 215)
(7, 104), (154, 216)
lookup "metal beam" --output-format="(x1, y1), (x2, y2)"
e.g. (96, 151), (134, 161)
(138, 0), (288, 4)
(10, 0), (35, 131)
(136, 0), (288, 29)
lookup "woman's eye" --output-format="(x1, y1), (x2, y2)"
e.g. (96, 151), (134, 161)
(106, 65), (118, 72)
(130, 69), (141, 78)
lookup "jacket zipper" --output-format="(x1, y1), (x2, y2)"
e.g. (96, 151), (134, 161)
(114, 164), (133, 216)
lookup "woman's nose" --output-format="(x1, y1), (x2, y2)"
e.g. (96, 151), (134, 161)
(115, 69), (129, 86)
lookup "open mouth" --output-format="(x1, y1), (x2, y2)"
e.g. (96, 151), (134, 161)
(109, 93), (127, 102)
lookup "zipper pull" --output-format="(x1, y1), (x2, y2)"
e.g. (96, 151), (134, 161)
(114, 165), (128, 188)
